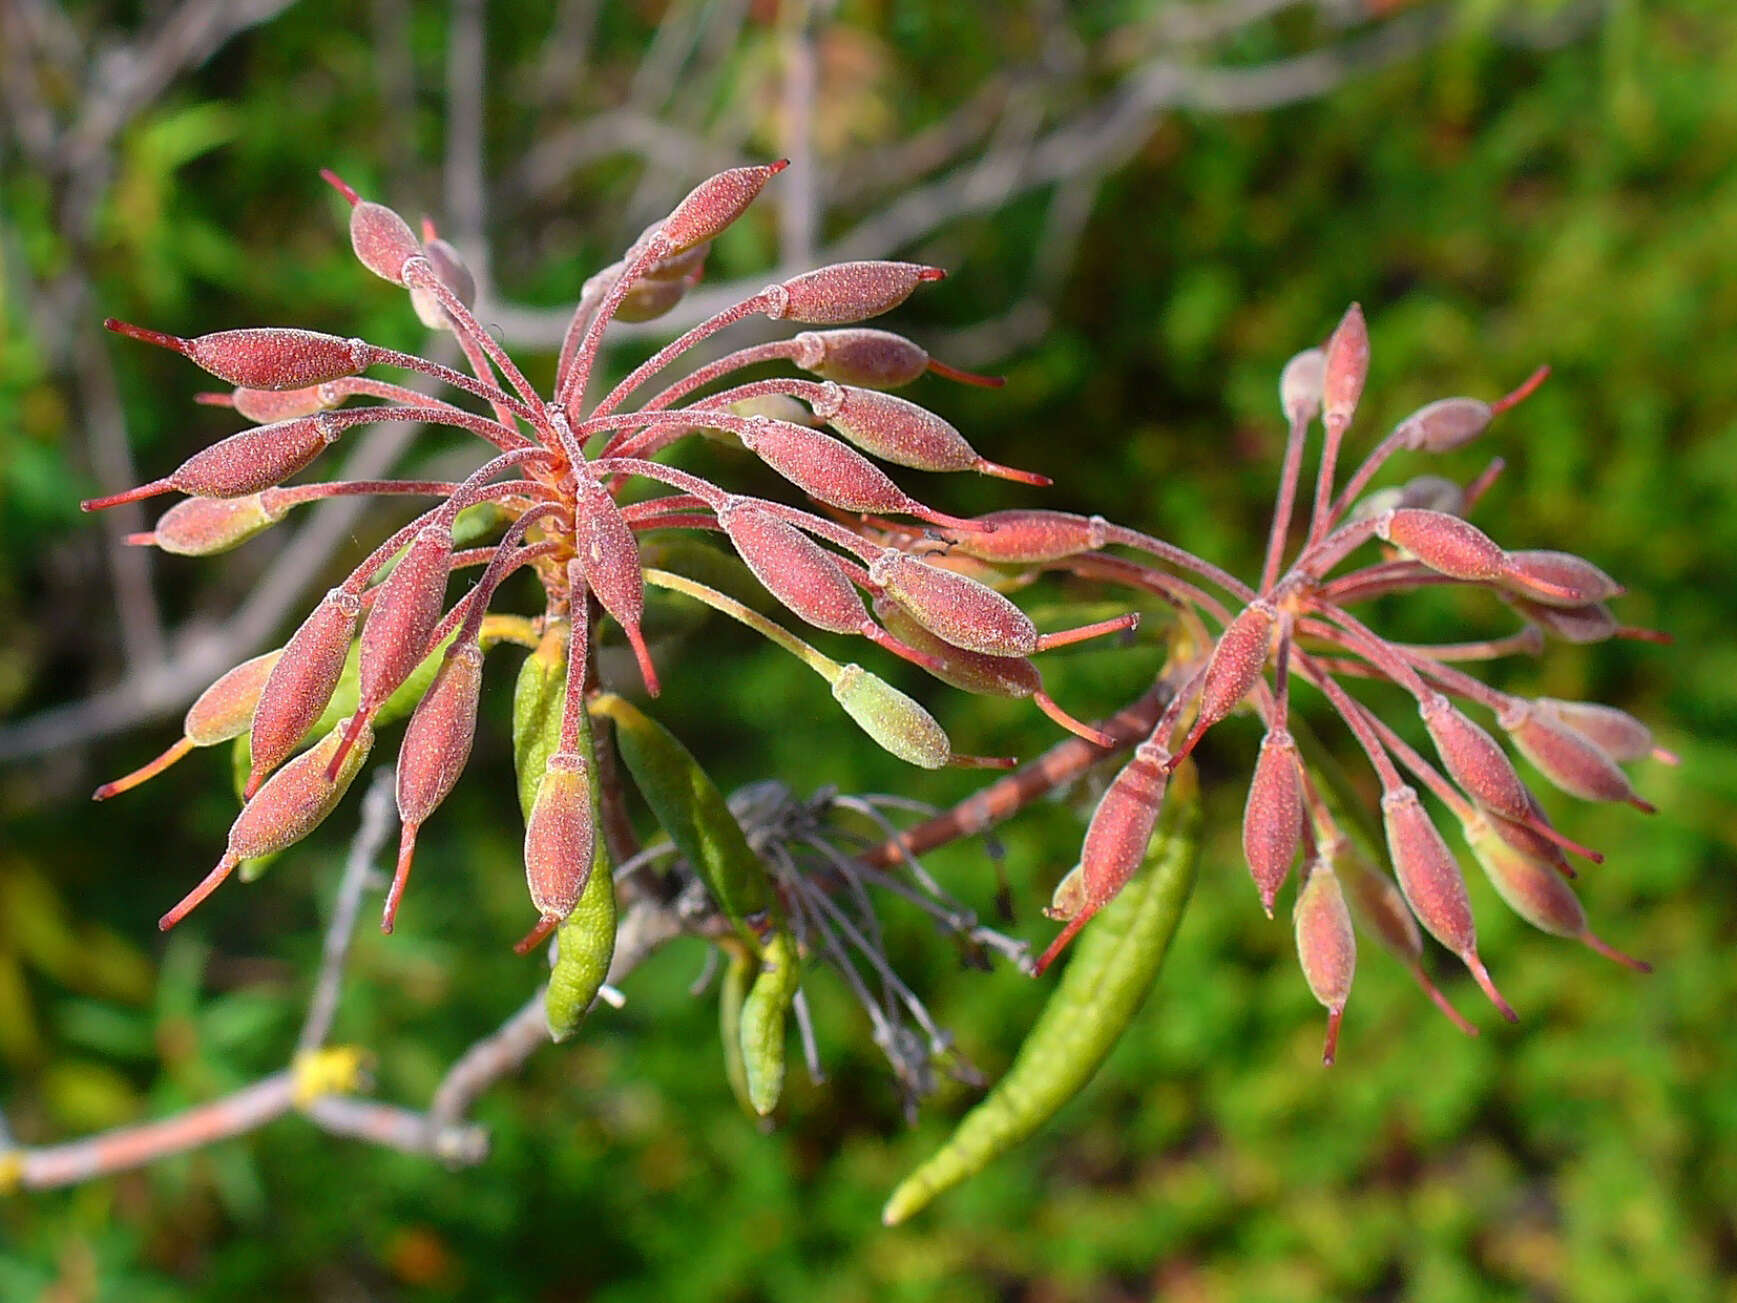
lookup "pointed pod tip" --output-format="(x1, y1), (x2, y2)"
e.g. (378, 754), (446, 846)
(973, 457), (1052, 487)
(318, 167), (360, 205)
(768, 157), (791, 175)
(1464, 949), (1519, 1023)
(917, 266), (947, 282)
(513, 913), (561, 955)
(82, 479), (173, 511)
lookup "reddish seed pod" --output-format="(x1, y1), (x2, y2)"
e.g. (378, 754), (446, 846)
(1243, 728), (1304, 916)
(659, 160), (788, 255)
(810, 384), (1048, 485)
(160, 716), (374, 930)
(733, 416), (963, 527)
(1333, 844), (1423, 963)
(1499, 701), (1654, 811)
(1082, 740), (1171, 908)
(1381, 785), (1516, 1021)
(615, 268), (700, 324)
(246, 587), (363, 798)
(523, 750), (598, 923)
(570, 476), (659, 696)
(388, 642), (485, 932)
(720, 502), (867, 635)
(1350, 475), (1466, 524)
(351, 203), (422, 284)
(105, 319), (367, 390)
(131, 493), (286, 556)
(1465, 816), (1650, 971)
(1293, 858), (1356, 1064)
(409, 233), (479, 329)
(793, 329), (929, 388)
(1504, 593), (1619, 644)
(1375, 508), (1507, 583)
(941, 510), (1110, 564)
(772, 261), (946, 326)
(231, 382), (337, 424)
(1498, 549), (1624, 609)
(1534, 698), (1666, 765)
(1398, 397), (1493, 453)
(349, 522), (455, 730)
(1321, 304), (1369, 432)
(870, 550), (1039, 657)
(1279, 348), (1326, 424)
(1178, 600), (1276, 756)
(1481, 802), (1574, 879)
(1419, 693), (1532, 821)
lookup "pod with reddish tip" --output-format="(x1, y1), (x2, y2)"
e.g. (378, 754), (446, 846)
(1321, 304), (1369, 431)
(734, 416), (948, 522)
(246, 587), (364, 796)
(808, 384), (1046, 485)
(772, 261), (944, 326)
(1293, 857), (1356, 1064)
(1397, 397), (1492, 453)
(132, 493), (287, 556)
(1504, 593), (1619, 644)
(1279, 348), (1326, 424)
(523, 750), (597, 923)
(387, 641), (485, 930)
(569, 474), (658, 696)
(829, 663), (952, 769)
(1419, 693), (1532, 821)
(659, 161), (787, 255)
(231, 382), (338, 424)
(870, 550), (1039, 658)
(720, 502), (867, 635)
(160, 716), (374, 930)
(105, 319), (367, 390)
(1499, 702), (1653, 810)
(793, 328), (929, 388)
(319, 167), (424, 285)
(1533, 698), (1661, 765)
(942, 510), (1110, 565)
(84, 413), (349, 511)
(1179, 600), (1275, 754)
(1498, 549), (1623, 609)
(409, 234), (478, 328)
(1375, 508), (1507, 583)
(1242, 728), (1304, 915)
(354, 522), (455, 722)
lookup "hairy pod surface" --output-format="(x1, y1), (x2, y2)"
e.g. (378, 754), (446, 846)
(142, 493), (286, 556)
(246, 588), (363, 794)
(1420, 694), (1533, 821)
(659, 161), (787, 254)
(523, 751), (598, 923)
(1399, 397), (1493, 453)
(1242, 729), (1304, 914)
(793, 328), (929, 388)
(720, 503), (867, 635)
(1293, 858), (1356, 1063)
(1499, 549), (1624, 609)
(1321, 303), (1369, 430)
(1376, 508), (1507, 583)
(829, 664), (952, 768)
(774, 261), (944, 325)
(942, 510), (1109, 565)
(1501, 702), (1652, 809)
(1381, 785), (1477, 957)
(870, 551), (1039, 657)
(1279, 348), (1325, 424)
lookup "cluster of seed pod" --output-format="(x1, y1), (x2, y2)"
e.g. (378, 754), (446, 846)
(973, 305), (1669, 1063)
(87, 161), (1138, 948)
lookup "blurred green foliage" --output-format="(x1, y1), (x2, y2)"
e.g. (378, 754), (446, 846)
(1, 1), (1733, 1299)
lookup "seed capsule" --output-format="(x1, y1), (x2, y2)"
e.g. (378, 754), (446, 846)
(230, 383), (338, 424)
(1504, 594), (1619, 644)
(940, 510), (1109, 565)
(659, 160), (788, 255)
(793, 329), (929, 388)
(523, 750), (597, 924)
(1381, 785), (1516, 1021)
(870, 551), (1039, 658)
(570, 475), (659, 696)
(1321, 303), (1369, 432)
(320, 170), (422, 285)
(1375, 508), (1507, 583)
(734, 416), (971, 528)
(1279, 348), (1326, 424)
(720, 503), (867, 635)
(1419, 693), (1532, 821)
(129, 493), (287, 556)
(81, 413), (347, 511)
(246, 587), (363, 797)
(1242, 728), (1304, 916)
(160, 716), (374, 930)
(104, 318), (367, 390)
(810, 384), (1048, 485)
(1499, 549), (1624, 609)
(772, 262), (946, 325)
(1293, 858), (1356, 1064)
(410, 231), (479, 328)
(1534, 698), (1669, 765)
(1176, 600), (1275, 757)
(388, 641), (485, 931)
(1499, 701), (1655, 811)
(829, 664), (952, 769)
(1397, 397), (1493, 453)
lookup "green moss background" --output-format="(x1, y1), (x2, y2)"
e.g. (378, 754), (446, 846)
(1, 2), (1732, 1298)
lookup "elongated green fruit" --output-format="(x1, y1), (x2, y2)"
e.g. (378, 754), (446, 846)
(881, 762), (1202, 1225)
(740, 926), (800, 1116)
(546, 853), (617, 1041)
(512, 621), (570, 822)
(589, 692), (775, 931)
(719, 941), (761, 1117)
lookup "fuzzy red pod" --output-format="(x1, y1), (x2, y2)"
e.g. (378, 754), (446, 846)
(869, 550), (1040, 658)
(1499, 702), (1655, 812)
(720, 502), (868, 636)
(1503, 593), (1620, 644)
(1397, 397), (1493, 454)
(809, 384), (1048, 485)
(1321, 303), (1369, 432)
(1293, 858), (1356, 1064)
(1242, 728), (1304, 916)
(160, 716), (375, 931)
(1176, 600), (1276, 758)
(245, 587), (363, 798)
(409, 233), (479, 328)
(1279, 348), (1326, 424)
(569, 475), (659, 696)
(772, 261), (946, 326)
(230, 382), (338, 424)
(321, 170), (423, 285)
(82, 413), (345, 511)
(1033, 739), (1170, 974)
(1419, 693), (1533, 821)
(104, 319), (367, 390)
(1381, 785), (1516, 1021)
(1534, 698), (1668, 765)
(940, 510), (1110, 565)
(793, 329), (930, 388)
(388, 641), (486, 931)
(1375, 508), (1508, 584)
(733, 416), (972, 529)
(522, 750), (598, 925)
(657, 161), (787, 255)
(1498, 549), (1624, 609)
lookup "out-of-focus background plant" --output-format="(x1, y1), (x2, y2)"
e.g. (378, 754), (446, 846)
(1, 1), (1732, 1298)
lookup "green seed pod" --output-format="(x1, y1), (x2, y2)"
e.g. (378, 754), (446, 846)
(589, 693), (774, 930)
(829, 663), (951, 769)
(546, 853), (617, 1041)
(740, 926), (800, 1116)
(882, 762), (1202, 1225)
(718, 942), (760, 1117)
(512, 620), (571, 821)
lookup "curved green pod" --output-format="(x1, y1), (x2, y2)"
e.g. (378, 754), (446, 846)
(881, 762), (1202, 1225)
(739, 926), (800, 1116)
(718, 941), (761, 1117)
